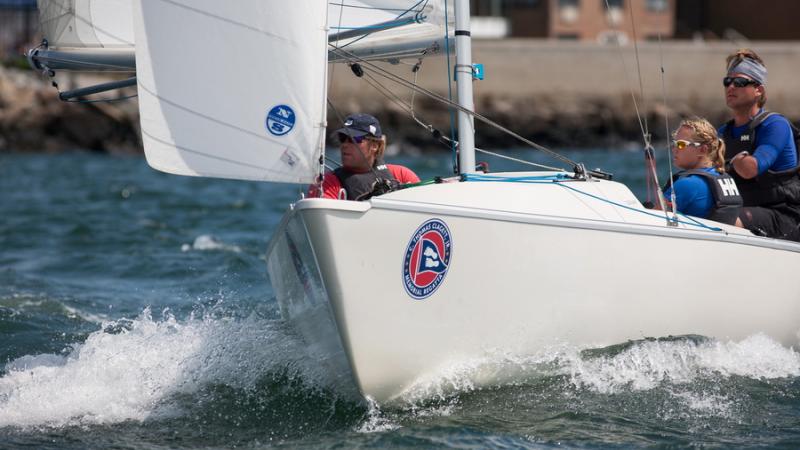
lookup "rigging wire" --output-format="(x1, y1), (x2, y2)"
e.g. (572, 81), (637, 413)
(628, 2), (650, 140)
(328, 45), (581, 171)
(442, 0), (458, 174)
(602, 0), (647, 143)
(328, 0), (429, 51)
(658, 34), (678, 222)
(321, 1), (351, 196)
(361, 66), (563, 171)
(604, 0), (671, 223)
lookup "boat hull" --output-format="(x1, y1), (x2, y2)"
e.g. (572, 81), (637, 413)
(266, 175), (800, 402)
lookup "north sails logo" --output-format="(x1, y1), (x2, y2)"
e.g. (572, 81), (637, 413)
(265, 104), (296, 136)
(402, 219), (452, 300)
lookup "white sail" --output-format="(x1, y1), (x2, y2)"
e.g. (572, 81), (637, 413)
(31, 0), (135, 71)
(132, 0), (329, 183)
(38, 0), (134, 49)
(328, 0), (454, 62)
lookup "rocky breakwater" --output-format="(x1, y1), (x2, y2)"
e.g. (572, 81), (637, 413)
(2, 40), (799, 154)
(329, 40), (800, 151)
(0, 66), (140, 153)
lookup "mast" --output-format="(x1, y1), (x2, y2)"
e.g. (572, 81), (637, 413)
(454, 0), (475, 174)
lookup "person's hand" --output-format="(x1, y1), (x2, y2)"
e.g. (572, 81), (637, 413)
(731, 151), (749, 165)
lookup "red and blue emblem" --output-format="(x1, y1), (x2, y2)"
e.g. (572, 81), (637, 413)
(402, 219), (452, 300)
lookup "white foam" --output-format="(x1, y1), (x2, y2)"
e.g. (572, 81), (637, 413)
(61, 303), (109, 324)
(668, 389), (735, 419)
(181, 235), (241, 253)
(0, 308), (321, 429)
(3, 294), (109, 324)
(394, 334), (800, 404)
(565, 334), (800, 394)
(356, 397), (401, 433)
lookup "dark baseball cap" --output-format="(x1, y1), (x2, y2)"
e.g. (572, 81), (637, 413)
(333, 113), (382, 139)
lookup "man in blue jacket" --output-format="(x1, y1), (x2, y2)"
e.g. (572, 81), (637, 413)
(719, 49), (800, 241)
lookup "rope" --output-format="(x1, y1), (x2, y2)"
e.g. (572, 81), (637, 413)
(462, 175), (723, 231)
(475, 148), (566, 172)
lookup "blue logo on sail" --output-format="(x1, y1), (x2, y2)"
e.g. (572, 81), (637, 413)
(266, 104), (296, 136)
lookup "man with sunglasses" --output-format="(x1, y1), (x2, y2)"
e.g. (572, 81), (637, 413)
(719, 49), (800, 241)
(310, 113), (419, 200)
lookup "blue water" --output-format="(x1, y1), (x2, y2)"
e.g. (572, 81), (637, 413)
(2, 151), (800, 448)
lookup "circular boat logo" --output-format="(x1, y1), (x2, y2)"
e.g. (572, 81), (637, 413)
(265, 104), (296, 136)
(402, 219), (452, 300)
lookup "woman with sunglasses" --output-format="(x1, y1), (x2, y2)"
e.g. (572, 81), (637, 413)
(662, 117), (742, 224)
(310, 113), (420, 200)
(718, 48), (800, 241)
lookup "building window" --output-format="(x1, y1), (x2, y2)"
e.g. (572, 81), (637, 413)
(603, 0), (623, 26)
(558, 0), (580, 24)
(645, 0), (668, 12)
(470, 0), (505, 16)
(602, 0), (623, 9)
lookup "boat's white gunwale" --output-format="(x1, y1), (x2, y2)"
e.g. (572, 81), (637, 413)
(290, 197), (800, 254)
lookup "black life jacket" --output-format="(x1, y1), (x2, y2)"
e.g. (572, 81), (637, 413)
(333, 161), (399, 201)
(721, 110), (800, 207)
(664, 169), (743, 225)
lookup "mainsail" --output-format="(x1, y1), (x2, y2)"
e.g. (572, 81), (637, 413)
(328, 0), (454, 62)
(32, 0), (135, 71)
(132, 0), (329, 183)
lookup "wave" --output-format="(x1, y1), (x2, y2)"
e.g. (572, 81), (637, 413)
(181, 235), (241, 253)
(3, 311), (798, 434)
(0, 308), (349, 429)
(394, 334), (800, 405)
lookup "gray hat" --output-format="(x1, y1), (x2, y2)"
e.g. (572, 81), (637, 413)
(727, 58), (768, 86)
(333, 113), (382, 139)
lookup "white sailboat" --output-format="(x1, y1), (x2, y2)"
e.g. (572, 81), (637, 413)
(29, 0), (800, 404)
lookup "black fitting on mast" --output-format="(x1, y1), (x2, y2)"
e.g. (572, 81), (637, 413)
(350, 63), (364, 78)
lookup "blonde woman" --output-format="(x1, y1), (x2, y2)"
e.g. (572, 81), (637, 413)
(311, 113), (419, 200)
(664, 117), (742, 224)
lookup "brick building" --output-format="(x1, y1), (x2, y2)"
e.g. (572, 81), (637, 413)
(471, 0), (674, 41)
(674, 0), (800, 41)
(472, 0), (800, 41)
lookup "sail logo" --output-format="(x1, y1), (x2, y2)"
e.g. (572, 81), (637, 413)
(266, 104), (296, 136)
(402, 219), (452, 300)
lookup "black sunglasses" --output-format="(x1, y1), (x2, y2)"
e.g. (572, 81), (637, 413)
(338, 133), (366, 145)
(723, 76), (759, 88)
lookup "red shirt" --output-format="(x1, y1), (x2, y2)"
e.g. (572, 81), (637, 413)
(309, 164), (421, 199)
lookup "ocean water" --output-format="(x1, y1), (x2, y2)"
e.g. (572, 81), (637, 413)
(2, 150), (800, 449)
